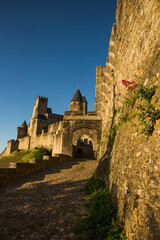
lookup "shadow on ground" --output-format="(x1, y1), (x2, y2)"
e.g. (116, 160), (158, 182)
(0, 159), (97, 239)
(0, 158), (92, 188)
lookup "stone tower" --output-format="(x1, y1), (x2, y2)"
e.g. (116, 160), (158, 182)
(69, 88), (88, 115)
(17, 120), (28, 139)
(28, 96), (48, 136)
(32, 96), (48, 118)
(69, 88), (83, 111)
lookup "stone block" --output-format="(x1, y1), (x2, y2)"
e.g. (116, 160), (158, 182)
(9, 162), (17, 168)
(43, 155), (52, 160)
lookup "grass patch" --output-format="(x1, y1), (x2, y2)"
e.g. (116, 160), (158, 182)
(0, 147), (51, 168)
(84, 175), (106, 195)
(74, 176), (126, 240)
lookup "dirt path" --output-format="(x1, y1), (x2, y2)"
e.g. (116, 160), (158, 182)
(0, 159), (98, 240)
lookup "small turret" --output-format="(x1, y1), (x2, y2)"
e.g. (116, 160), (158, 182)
(17, 120), (28, 139)
(21, 120), (27, 127)
(69, 88), (83, 111)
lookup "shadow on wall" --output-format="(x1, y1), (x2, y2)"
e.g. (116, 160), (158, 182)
(94, 85), (116, 182)
(148, 206), (160, 239)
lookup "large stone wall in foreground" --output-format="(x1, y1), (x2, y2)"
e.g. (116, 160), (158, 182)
(95, 0), (160, 239)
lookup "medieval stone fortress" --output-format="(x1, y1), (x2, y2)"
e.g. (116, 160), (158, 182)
(0, 0), (160, 239)
(1, 88), (102, 159)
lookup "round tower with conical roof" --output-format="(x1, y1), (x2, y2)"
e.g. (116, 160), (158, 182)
(69, 88), (83, 111)
(69, 88), (88, 115)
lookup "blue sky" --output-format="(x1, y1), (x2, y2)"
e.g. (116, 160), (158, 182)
(0, 0), (117, 153)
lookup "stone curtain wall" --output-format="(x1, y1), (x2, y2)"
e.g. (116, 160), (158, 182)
(95, 0), (160, 239)
(18, 136), (30, 150)
(30, 134), (55, 152)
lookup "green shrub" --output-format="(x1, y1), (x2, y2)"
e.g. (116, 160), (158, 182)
(34, 147), (51, 159)
(85, 175), (106, 195)
(16, 149), (21, 152)
(74, 176), (126, 240)
(120, 79), (160, 136)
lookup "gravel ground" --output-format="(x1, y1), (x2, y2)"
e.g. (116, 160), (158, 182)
(0, 159), (98, 240)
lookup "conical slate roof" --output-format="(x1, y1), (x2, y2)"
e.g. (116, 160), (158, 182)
(71, 88), (83, 102)
(21, 120), (27, 127)
(82, 95), (87, 103)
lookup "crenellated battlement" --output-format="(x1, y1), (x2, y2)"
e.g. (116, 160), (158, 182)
(37, 96), (48, 102)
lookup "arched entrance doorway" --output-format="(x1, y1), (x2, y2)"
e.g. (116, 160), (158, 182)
(72, 128), (97, 159)
(76, 134), (93, 158)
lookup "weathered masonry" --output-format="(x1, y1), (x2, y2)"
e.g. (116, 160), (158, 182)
(94, 0), (160, 239)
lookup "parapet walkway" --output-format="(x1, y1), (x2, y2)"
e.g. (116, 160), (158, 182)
(0, 159), (98, 240)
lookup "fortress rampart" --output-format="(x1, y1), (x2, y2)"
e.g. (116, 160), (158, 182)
(95, 0), (160, 239)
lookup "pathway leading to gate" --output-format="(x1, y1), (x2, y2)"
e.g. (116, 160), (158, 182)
(0, 159), (98, 240)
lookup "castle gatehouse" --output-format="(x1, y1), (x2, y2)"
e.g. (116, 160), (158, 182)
(4, 88), (102, 159)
